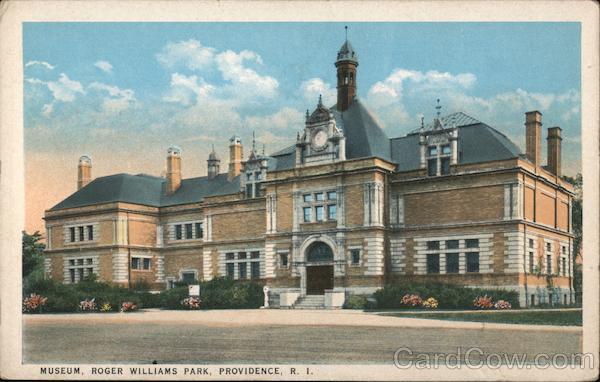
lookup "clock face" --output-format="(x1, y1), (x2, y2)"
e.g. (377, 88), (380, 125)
(312, 130), (328, 149)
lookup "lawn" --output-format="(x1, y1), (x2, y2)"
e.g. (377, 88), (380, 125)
(381, 309), (582, 326)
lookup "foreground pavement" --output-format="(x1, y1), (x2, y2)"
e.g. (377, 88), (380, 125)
(23, 309), (582, 364)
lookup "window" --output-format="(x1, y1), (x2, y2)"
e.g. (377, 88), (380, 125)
(350, 249), (361, 265)
(546, 255), (552, 274)
(195, 222), (203, 239)
(87, 225), (93, 241)
(529, 238), (534, 248)
(303, 194), (313, 202)
(87, 258), (93, 265)
(173, 221), (203, 240)
(427, 146), (438, 156)
(546, 243), (552, 252)
(77, 258), (84, 265)
(185, 223), (193, 239)
(181, 272), (196, 283)
(226, 263), (235, 278)
(327, 204), (337, 220)
(465, 239), (479, 248)
(530, 294), (535, 306)
(303, 207), (312, 222)
(246, 183), (253, 198)
(446, 240), (459, 250)
(466, 252), (479, 273)
(251, 262), (260, 279)
(143, 258), (151, 270)
(562, 246), (566, 255)
(427, 253), (440, 274)
(78, 226), (84, 241)
(529, 252), (534, 273)
(427, 241), (440, 250)
(66, 257), (95, 283)
(446, 253), (459, 273)
(131, 257), (140, 270)
(238, 252), (247, 260)
(246, 172), (252, 181)
(562, 258), (566, 276)
(441, 157), (450, 175)
(315, 193), (324, 201)
(315, 206), (324, 221)
(69, 259), (75, 266)
(427, 158), (437, 176)
(175, 225), (182, 240)
(441, 144), (451, 155)
(70, 269), (75, 283)
(70, 227), (76, 242)
(250, 251), (260, 259)
(238, 263), (247, 279)
(327, 191), (337, 200)
(255, 172), (262, 181)
(226, 253), (235, 261)
(279, 253), (289, 268)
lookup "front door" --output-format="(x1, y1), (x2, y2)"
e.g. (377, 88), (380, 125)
(306, 265), (333, 295)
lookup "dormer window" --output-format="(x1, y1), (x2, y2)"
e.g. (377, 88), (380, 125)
(255, 171), (262, 181)
(426, 142), (452, 176)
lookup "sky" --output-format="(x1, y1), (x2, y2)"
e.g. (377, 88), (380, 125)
(24, 22), (581, 233)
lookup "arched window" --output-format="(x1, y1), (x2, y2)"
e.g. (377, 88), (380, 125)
(306, 241), (334, 262)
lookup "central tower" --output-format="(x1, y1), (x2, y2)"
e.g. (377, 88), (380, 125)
(335, 29), (358, 112)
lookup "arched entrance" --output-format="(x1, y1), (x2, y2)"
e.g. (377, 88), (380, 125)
(305, 241), (334, 295)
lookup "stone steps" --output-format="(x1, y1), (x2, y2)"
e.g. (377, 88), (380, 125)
(293, 295), (325, 309)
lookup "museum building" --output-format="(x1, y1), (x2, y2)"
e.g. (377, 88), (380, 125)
(43, 38), (575, 308)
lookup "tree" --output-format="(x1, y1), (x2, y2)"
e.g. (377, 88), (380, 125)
(563, 174), (582, 303)
(22, 231), (45, 278)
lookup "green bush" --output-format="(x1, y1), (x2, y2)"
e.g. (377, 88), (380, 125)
(372, 282), (520, 310)
(159, 287), (190, 310)
(343, 294), (369, 309)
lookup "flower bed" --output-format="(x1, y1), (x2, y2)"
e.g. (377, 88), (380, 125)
(22, 294), (48, 313)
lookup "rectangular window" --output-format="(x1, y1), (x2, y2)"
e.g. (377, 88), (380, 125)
(327, 204), (337, 220)
(315, 206), (324, 221)
(446, 253), (459, 274)
(465, 239), (479, 248)
(69, 269), (75, 283)
(185, 223), (193, 239)
(195, 222), (203, 239)
(238, 252), (247, 260)
(238, 263), (247, 279)
(427, 146), (438, 156)
(246, 172), (252, 181)
(446, 240), (459, 250)
(250, 251), (260, 259)
(246, 183), (253, 198)
(562, 246), (566, 255)
(86, 267), (93, 276)
(87, 258), (93, 265)
(87, 225), (94, 241)
(303, 207), (312, 222)
(225, 252), (235, 261)
(69, 259), (75, 266)
(78, 226), (84, 241)
(562, 258), (566, 276)
(279, 253), (288, 268)
(546, 243), (552, 252)
(350, 249), (361, 265)
(427, 253), (440, 274)
(547, 255), (552, 274)
(181, 272), (195, 283)
(226, 263), (235, 278)
(441, 144), (451, 155)
(255, 171), (262, 181)
(69, 227), (76, 242)
(251, 262), (260, 279)
(427, 158), (437, 176)
(315, 193), (324, 201)
(440, 157), (450, 175)
(303, 194), (313, 203)
(426, 241), (440, 250)
(255, 186), (262, 198)
(77, 258), (84, 265)
(175, 224), (182, 240)
(327, 191), (337, 200)
(131, 257), (140, 270)
(143, 258), (151, 270)
(529, 238), (534, 248)
(466, 252), (479, 273)
(529, 252), (534, 273)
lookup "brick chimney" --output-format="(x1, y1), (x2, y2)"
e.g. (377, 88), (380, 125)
(525, 111), (542, 166)
(77, 155), (92, 190)
(228, 136), (242, 180)
(166, 146), (182, 194)
(547, 126), (562, 176)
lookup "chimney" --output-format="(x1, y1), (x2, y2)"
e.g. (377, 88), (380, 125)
(207, 145), (220, 179)
(166, 146), (182, 194)
(547, 126), (562, 176)
(525, 111), (542, 166)
(77, 155), (92, 190)
(228, 136), (243, 179)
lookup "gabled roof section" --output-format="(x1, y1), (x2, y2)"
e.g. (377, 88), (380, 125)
(331, 99), (391, 161)
(50, 173), (242, 211)
(409, 112), (482, 134)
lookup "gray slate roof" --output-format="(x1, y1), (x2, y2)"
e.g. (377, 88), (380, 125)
(50, 173), (240, 211)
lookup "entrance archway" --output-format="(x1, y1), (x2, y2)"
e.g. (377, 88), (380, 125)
(305, 241), (334, 295)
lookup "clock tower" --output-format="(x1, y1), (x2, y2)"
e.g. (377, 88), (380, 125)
(295, 95), (346, 166)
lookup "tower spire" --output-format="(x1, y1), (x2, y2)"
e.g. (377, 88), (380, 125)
(252, 130), (256, 153)
(436, 98), (442, 118)
(345, 25), (348, 42)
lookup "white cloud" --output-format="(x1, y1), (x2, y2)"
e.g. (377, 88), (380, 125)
(94, 60), (113, 73)
(245, 107), (303, 132)
(42, 103), (54, 116)
(215, 50), (278, 99)
(299, 78), (336, 107)
(162, 73), (215, 105)
(89, 82), (136, 113)
(25, 60), (55, 70)
(46, 73), (85, 102)
(156, 39), (216, 71)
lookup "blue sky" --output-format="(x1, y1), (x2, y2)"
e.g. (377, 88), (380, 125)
(23, 22), (581, 231)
